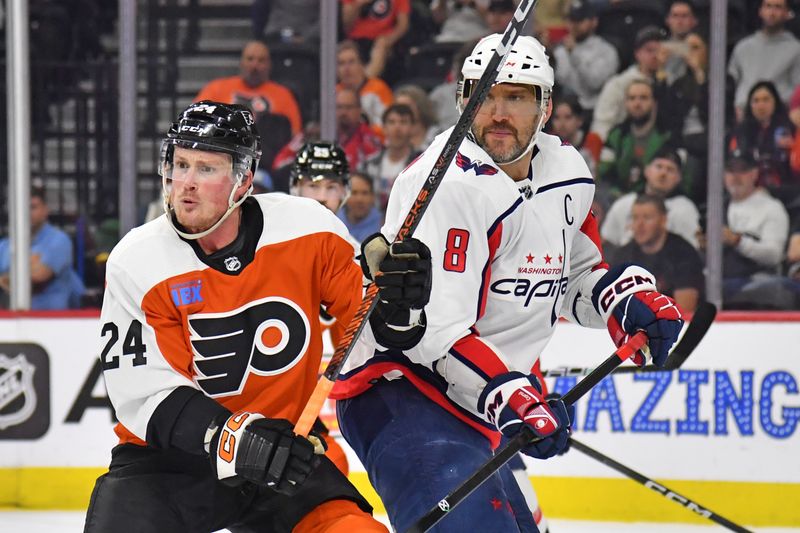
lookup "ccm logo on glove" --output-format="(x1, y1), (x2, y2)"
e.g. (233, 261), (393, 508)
(599, 273), (655, 313)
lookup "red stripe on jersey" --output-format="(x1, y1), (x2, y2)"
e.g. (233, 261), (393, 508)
(331, 361), (501, 448)
(478, 221), (503, 320)
(451, 333), (509, 379)
(580, 210), (609, 271)
(530, 358), (548, 396)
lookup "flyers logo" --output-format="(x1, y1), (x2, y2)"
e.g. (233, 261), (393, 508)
(455, 152), (499, 176)
(188, 297), (310, 397)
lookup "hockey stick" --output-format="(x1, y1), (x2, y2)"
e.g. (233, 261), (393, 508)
(408, 307), (715, 533)
(542, 301), (717, 378)
(294, 0), (539, 437)
(569, 438), (753, 533)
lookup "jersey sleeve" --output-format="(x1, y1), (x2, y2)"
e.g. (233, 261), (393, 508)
(100, 254), (227, 454)
(561, 209), (610, 328)
(318, 215), (363, 328)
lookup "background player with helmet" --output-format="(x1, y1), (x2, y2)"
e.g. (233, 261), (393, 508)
(287, 140), (354, 478)
(84, 101), (432, 532)
(332, 35), (684, 532)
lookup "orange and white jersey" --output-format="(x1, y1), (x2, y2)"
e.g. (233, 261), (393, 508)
(100, 194), (363, 446)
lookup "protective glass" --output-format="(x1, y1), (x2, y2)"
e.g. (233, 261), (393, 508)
(159, 140), (240, 184)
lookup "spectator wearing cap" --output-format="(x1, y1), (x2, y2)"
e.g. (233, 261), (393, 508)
(602, 147), (700, 252)
(728, 0), (800, 118)
(598, 78), (674, 195)
(552, 0), (619, 116)
(591, 25), (668, 141)
(484, 0), (516, 33)
(661, 0), (699, 83)
(698, 149), (790, 306)
(609, 194), (703, 313)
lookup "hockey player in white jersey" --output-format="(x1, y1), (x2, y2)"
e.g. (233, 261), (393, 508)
(332, 35), (684, 532)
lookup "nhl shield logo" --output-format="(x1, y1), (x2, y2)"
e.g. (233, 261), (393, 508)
(224, 256), (242, 272)
(0, 354), (37, 430)
(0, 343), (50, 439)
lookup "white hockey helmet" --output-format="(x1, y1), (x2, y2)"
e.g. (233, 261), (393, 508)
(457, 34), (554, 163)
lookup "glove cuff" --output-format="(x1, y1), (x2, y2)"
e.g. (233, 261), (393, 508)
(210, 411), (264, 480)
(477, 371), (542, 428)
(592, 264), (658, 323)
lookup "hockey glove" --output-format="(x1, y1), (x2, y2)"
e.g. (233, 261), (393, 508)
(209, 412), (323, 496)
(546, 393), (574, 456)
(478, 372), (571, 460)
(592, 265), (684, 367)
(360, 232), (432, 350)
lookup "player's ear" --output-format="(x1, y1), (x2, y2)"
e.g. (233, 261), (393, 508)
(237, 170), (254, 198)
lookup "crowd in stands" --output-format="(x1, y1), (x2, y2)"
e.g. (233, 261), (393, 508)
(7, 0), (800, 310)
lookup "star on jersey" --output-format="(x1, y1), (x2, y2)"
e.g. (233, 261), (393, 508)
(526, 254), (534, 263)
(455, 152), (499, 176)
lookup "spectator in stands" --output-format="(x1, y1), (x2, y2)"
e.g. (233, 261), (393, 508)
(602, 147), (700, 252)
(698, 148), (790, 306)
(728, 0), (800, 118)
(599, 79), (673, 195)
(659, 29), (736, 203)
(552, 0), (619, 118)
(429, 40), (477, 131)
(790, 84), (800, 177)
(660, 0), (698, 83)
(337, 172), (383, 243)
(252, 0), (320, 45)
(547, 94), (603, 175)
(336, 87), (383, 170)
(592, 25), (667, 141)
(0, 187), (84, 310)
(394, 84), (440, 151)
(533, 0), (570, 46)
(432, 0), (490, 43)
(337, 40), (394, 131)
(195, 40), (302, 170)
(361, 104), (422, 211)
(728, 80), (796, 193)
(271, 121), (322, 193)
(484, 0), (517, 34)
(786, 219), (800, 298)
(610, 194), (703, 313)
(341, 0), (410, 79)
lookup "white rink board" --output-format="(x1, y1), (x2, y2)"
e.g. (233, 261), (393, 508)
(1, 316), (798, 485)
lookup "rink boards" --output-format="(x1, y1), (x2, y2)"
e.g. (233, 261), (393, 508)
(0, 312), (798, 527)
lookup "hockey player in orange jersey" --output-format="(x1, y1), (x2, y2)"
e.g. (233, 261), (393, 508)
(83, 101), (432, 533)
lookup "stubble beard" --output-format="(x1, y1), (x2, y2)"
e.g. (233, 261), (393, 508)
(476, 122), (535, 164)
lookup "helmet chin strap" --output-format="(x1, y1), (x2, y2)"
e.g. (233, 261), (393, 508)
(163, 174), (253, 241)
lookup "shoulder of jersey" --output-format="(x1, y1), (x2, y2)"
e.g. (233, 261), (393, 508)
(534, 132), (593, 182)
(397, 127), (522, 207)
(105, 215), (201, 295)
(253, 193), (350, 246)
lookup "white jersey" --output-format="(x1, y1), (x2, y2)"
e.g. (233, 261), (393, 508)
(334, 129), (610, 443)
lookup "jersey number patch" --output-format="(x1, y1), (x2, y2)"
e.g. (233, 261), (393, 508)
(101, 320), (147, 370)
(443, 228), (470, 273)
(188, 296), (311, 397)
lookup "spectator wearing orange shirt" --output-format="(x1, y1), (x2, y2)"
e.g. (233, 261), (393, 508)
(337, 40), (394, 131)
(195, 40), (302, 169)
(341, 0), (410, 79)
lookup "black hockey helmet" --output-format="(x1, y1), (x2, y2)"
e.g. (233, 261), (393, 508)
(160, 100), (262, 177)
(290, 141), (350, 187)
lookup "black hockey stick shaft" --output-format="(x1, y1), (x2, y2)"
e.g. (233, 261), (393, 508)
(570, 438), (753, 533)
(294, 0), (539, 437)
(406, 331), (648, 533)
(542, 301), (717, 378)
(408, 304), (716, 532)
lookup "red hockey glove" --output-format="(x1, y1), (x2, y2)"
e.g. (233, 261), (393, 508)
(593, 265), (683, 367)
(478, 372), (571, 459)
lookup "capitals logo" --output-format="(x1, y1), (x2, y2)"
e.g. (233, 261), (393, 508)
(455, 152), (499, 176)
